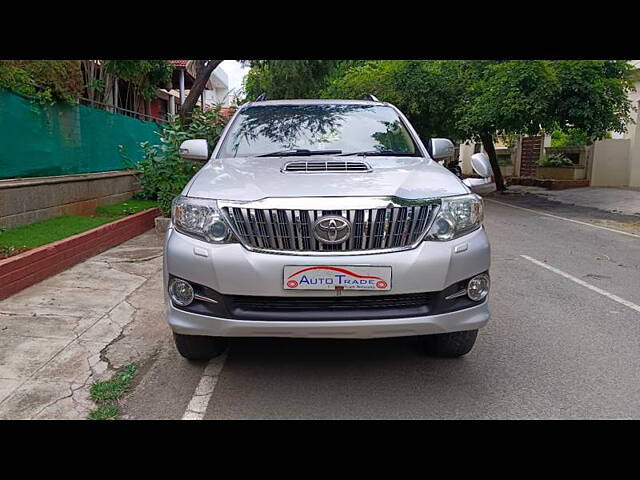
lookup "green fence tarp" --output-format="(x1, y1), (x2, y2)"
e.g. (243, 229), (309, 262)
(0, 91), (161, 179)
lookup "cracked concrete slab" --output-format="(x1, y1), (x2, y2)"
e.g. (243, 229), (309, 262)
(33, 339), (106, 384)
(0, 379), (21, 404)
(0, 230), (166, 419)
(100, 274), (167, 371)
(0, 285), (125, 316)
(0, 335), (69, 380)
(0, 313), (95, 340)
(0, 379), (74, 420)
(80, 302), (136, 345)
(36, 261), (148, 292)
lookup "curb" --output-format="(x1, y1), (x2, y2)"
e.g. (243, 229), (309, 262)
(0, 208), (161, 300)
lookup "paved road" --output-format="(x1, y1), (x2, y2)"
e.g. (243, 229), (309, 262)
(123, 194), (640, 419)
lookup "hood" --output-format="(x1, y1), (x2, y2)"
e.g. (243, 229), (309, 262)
(186, 156), (469, 201)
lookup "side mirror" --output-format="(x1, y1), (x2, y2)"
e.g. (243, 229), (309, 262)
(429, 138), (455, 160)
(179, 139), (209, 161)
(470, 152), (493, 177)
(463, 152), (494, 188)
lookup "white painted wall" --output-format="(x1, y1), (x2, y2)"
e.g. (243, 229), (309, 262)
(590, 139), (631, 187)
(459, 141), (476, 175)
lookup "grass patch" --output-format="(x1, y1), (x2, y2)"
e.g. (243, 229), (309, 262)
(88, 363), (138, 420)
(0, 215), (118, 250)
(95, 200), (158, 217)
(88, 404), (120, 420)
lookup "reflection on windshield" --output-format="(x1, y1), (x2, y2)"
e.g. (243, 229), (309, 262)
(219, 104), (419, 158)
(371, 120), (416, 153)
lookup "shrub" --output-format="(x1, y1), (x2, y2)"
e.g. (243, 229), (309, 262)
(0, 60), (83, 104)
(550, 128), (590, 147)
(538, 152), (574, 168)
(123, 106), (229, 215)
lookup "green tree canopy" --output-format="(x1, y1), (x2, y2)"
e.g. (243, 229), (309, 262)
(104, 60), (173, 100)
(243, 60), (364, 100)
(324, 60), (635, 191)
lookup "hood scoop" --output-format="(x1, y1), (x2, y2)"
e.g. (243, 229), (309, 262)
(282, 160), (372, 173)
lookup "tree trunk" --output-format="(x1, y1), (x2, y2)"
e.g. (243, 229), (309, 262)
(479, 132), (506, 192)
(180, 60), (222, 124)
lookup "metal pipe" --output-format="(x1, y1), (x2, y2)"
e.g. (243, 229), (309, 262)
(179, 68), (185, 105)
(168, 95), (176, 122)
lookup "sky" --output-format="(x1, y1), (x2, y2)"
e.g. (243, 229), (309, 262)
(219, 60), (249, 96)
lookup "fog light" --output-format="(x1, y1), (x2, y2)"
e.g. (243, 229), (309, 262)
(169, 278), (194, 306)
(467, 274), (490, 301)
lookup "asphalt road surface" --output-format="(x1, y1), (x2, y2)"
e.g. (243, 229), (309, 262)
(123, 193), (640, 419)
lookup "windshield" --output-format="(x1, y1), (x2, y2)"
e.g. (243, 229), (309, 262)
(218, 104), (420, 158)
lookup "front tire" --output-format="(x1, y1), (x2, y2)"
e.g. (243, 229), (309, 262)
(422, 329), (478, 357)
(173, 333), (227, 361)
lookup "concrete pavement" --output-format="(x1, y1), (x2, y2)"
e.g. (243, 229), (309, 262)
(0, 231), (164, 419)
(2, 192), (640, 419)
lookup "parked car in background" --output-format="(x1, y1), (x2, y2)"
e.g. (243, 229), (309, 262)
(164, 98), (492, 360)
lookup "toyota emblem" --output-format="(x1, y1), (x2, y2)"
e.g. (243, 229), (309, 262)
(313, 215), (351, 244)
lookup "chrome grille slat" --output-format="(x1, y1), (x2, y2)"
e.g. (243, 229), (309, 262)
(271, 210), (285, 249)
(248, 209), (263, 248)
(223, 203), (438, 254)
(341, 210), (348, 251)
(259, 209), (277, 249)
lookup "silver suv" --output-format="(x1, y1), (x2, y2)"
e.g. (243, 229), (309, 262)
(164, 98), (492, 360)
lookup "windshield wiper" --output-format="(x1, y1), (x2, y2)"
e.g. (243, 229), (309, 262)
(339, 150), (417, 157)
(256, 149), (342, 157)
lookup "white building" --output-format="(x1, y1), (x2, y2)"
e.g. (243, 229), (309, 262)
(163, 61), (231, 121)
(204, 66), (230, 106)
(590, 60), (640, 187)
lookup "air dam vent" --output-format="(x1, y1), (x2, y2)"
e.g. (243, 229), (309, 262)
(282, 161), (372, 173)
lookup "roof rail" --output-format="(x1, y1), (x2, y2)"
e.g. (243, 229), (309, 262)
(255, 93), (268, 102)
(361, 93), (380, 102)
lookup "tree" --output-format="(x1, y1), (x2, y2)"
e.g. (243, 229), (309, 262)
(322, 60), (464, 140)
(459, 60), (635, 190)
(453, 61), (561, 191)
(325, 60), (635, 191)
(550, 61), (635, 139)
(243, 60), (364, 100)
(180, 60), (223, 124)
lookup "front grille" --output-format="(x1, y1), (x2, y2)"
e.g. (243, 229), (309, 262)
(230, 292), (434, 311)
(282, 160), (371, 173)
(222, 204), (438, 253)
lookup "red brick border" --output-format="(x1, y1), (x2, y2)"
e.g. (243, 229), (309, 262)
(0, 208), (161, 300)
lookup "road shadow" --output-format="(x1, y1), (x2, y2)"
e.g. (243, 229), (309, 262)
(487, 190), (640, 224)
(205, 336), (494, 419)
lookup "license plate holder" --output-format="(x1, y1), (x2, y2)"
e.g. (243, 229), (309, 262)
(283, 265), (392, 291)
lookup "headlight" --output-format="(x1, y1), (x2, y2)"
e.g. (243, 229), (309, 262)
(171, 195), (236, 244)
(426, 194), (483, 241)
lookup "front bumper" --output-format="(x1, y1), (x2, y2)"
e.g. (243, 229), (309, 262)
(166, 299), (489, 338)
(163, 226), (491, 338)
